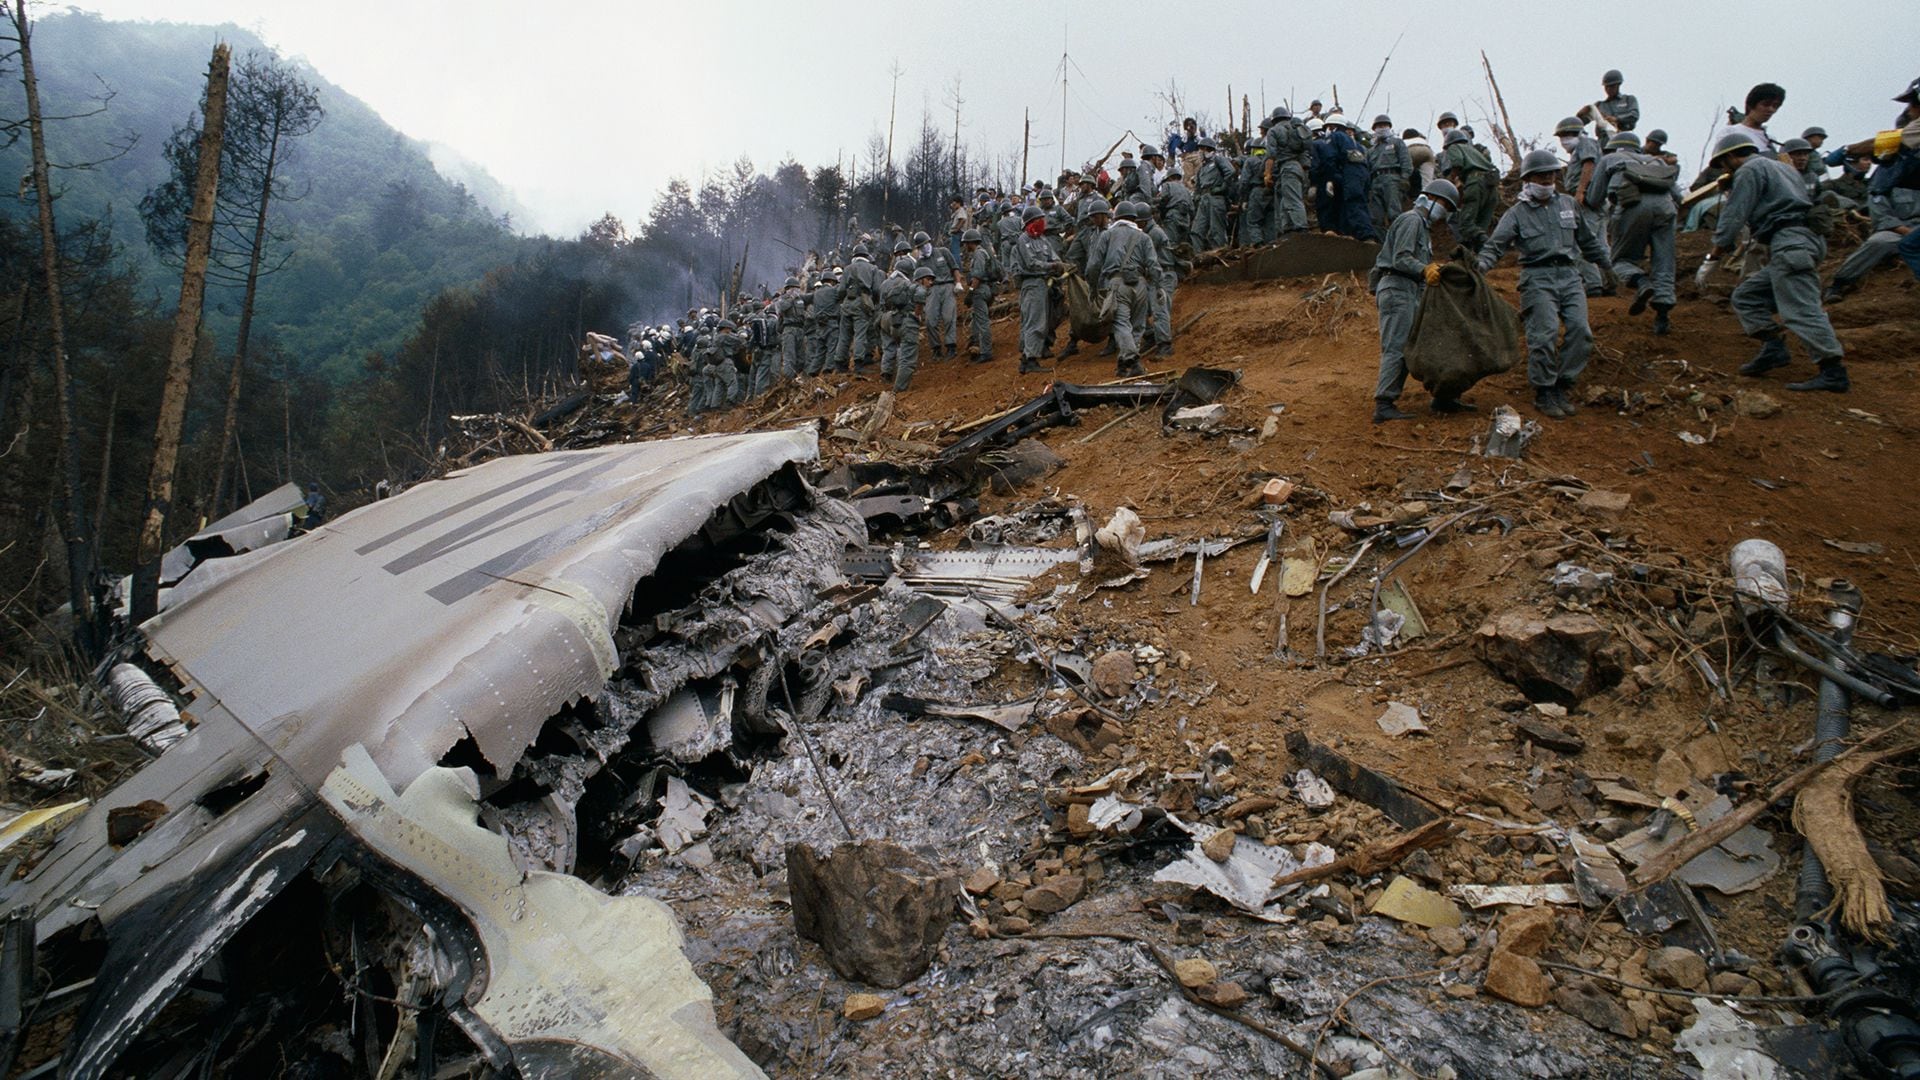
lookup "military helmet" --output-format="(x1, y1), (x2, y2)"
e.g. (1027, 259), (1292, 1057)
(1197, 137), (1217, 150)
(783, 276), (799, 288)
(1555, 116), (1584, 136)
(1437, 111), (1459, 125)
(1461, 125), (1476, 138)
(1116, 200), (1143, 220)
(718, 319), (736, 331)
(1373, 114), (1392, 128)
(961, 227), (983, 243)
(1606, 131), (1642, 150)
(1645, 129), (1669, 145)
(1519, 148), (1564, 177)
(1422, 178), (1460, 208)
(894, 255), (916, 274)
(892, 239), (911, 255)
(1710, 129), (1759, 163)
(1038, 188), (1057, 202)
(1779, 137), (1812, 155)
(1080, 196), (1112, 219)
(1603, 69), (1624, 86)
(853, 243), (870, 258)
(912, 230), (931, 245)
(1118, 156), (1138, 170)
(1141, 143), (1164, 158)
(1021, 205), (1044, 223)
(1801, 126), (1827, 140)
(1271, 106), (1292, 122)
(914, 264), (935, 281)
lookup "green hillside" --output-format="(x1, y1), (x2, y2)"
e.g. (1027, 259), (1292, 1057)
(0, 12), (529, 378)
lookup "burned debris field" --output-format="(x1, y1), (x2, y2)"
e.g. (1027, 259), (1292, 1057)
(2, 225), (1917, 1079)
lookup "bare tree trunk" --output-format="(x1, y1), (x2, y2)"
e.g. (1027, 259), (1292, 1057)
(209, 111), (282, 517)
(131, 43), (229, 623)
(10, 0), (95, 652)
(90, 385), (115, 577)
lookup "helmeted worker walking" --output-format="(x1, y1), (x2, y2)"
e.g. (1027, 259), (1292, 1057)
(1369, 180), (1463, 422)
(1476, 149), (1614, 420)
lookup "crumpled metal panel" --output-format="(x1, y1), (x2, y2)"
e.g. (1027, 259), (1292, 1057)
(159, 481), (306, 585)
(7, 428), (817, 932)
(321, 746), (766, 1079)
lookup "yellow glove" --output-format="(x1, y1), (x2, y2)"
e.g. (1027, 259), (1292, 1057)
(1423, 262), (1443, 285)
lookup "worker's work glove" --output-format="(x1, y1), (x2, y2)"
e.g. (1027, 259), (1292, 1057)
(1423, 262), (1443, 286)
(1694, 256), (1718, 290)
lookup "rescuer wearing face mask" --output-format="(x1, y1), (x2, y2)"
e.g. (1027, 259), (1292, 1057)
(1476, 150), (1615, 419)
(1557, 117), (1611, 295)
(1368, 179), (1462, 423)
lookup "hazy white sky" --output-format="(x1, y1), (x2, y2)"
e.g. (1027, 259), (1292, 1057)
(59, 0), (1920, 235)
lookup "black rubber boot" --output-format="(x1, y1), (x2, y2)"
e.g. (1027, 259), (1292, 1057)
(1018, 357), (1044, 374)
(1629, 283), (1653, 316)
(1098, 340), (1119, 357)
(1059, 341), (1079, 359)
(1372, 399), (1415, 423)
(1786, 361), (1850, 393)
(1739, 336), (1791, 377)
(1118, 358), (1146, 377)
(1555, 382), (1581, 415)
(1534, 386), (1568, 419)
(1154, 343), (1175, 357)
(1431, 397), (1478, 414)
(1651, 305), (1671, 336)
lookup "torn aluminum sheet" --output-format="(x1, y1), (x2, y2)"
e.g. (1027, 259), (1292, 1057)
(888, 545), (1081, 599)
(321, 746), (764, 1079)
(3, 430), (816, 1076)
(157, 481), (306, 586)
(647, 686), (735, 764)
(0, 801), (88, 857)
(1154, 816), (1333, 921)
(1449, 884), (1581, 908)
(656, 776), (715, 854)
(1294, 769), (1336, 808)
(1609, 792), (1781, 895)
(1087, 795), (1147, 832)
(1674, 998), (1783, 1080)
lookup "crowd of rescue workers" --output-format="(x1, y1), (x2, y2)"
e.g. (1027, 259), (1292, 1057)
(606, 72), (1920, 424)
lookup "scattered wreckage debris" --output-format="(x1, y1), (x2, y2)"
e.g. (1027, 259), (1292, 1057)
(937, 366), (1237, 462)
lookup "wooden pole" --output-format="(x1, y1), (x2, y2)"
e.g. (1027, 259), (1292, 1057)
(133, 42), (230, 622)
(1022, 107), (1031, 192)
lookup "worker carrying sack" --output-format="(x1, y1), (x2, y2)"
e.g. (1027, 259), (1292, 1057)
(1405, 263), (1522, 401)
(1061, 268), (1115, 343)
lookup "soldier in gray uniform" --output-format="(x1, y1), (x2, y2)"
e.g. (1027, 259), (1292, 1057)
(1040, 187), (1072, 234)
(1370, 180), (1461, 422)
(702, 320), (744, 413)
(1143, 202), (1181, 357)
(959, 228), (1000, 363)
(1238, 120), (1273, 247)
(776, 278), (806, 387)
(1058, 196), (1111, 360)
(1598, 132), (1680, 335)
(878, 247), (913, 380)
(1826, 178), (1920, 300)
(1155, 171), (1194, 247)
(1090, 201), (1160, 377)
(1579, 70), (1640, 135)
(810, 271), (840, 374)
(1366, 115), (1414, 237)
(1191, 138), (1232, 251)
(1558, 117), (1611, 295)
(1476, 149), (1614, 419)
(842, 244), (882, 373)
(1706, 131), (1848, 392)
(1010, 206), (1063, 373)
(915, 230), (959, 358)
(994, 200), (1025, 263)
(1138, 145), (1167, 203)
(1263, 107), (1312, 235)
(891, 265), (932, 390)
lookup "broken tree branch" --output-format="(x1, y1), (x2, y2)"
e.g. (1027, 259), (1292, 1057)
(1793, 747), (1909, 938)
(1269, 818), (1457, 889)
(1479, 51), (1521, 169)
(1632, 726), (1914, 888)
